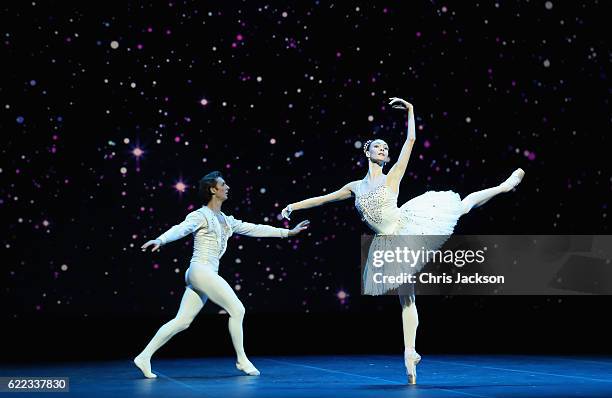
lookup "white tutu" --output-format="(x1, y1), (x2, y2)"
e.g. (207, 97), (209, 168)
(397, 191), (464, 236)
(357, 188), (464, 295)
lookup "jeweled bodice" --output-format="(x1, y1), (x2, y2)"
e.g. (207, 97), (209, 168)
(354, 184), (401, 235)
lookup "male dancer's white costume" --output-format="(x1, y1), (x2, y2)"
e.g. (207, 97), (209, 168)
(134, 206), (289, 378)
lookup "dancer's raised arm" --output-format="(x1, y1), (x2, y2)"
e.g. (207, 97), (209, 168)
(386, 97), (416, 190)
(281, 181), (357, 220)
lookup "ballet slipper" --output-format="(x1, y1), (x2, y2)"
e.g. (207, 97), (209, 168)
(404, 348), (421, 385)
(236, 360), (260, 376)
(500, 168), (525, 192)
(134, 355), (158, 379)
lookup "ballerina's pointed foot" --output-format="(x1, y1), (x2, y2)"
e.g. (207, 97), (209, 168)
(134, 355), (157, 379)
(500, 168), (525, 192)
(236, 360), (260, 376)
(405, 349), (421, 385)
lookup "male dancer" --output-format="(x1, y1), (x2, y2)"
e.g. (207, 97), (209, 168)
(135, 171), (309, 378)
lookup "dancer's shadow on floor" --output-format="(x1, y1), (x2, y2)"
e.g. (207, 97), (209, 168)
(129, 375), (249, 381)
(360, 384), (527, 391)
(172, 375), (257, 380)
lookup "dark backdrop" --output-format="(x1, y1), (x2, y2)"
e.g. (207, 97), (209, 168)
(2, 1), (610, 360)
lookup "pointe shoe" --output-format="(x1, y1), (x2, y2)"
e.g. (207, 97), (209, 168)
(404, 349), (421, 385)
(500, 168), (525, 192)
(236, 361), (261, 376)
(134, 355), (157, 379)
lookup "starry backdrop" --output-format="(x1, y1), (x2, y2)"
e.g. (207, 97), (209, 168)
(2, 1), (610, 321)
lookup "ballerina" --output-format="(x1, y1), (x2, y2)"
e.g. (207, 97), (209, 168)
(135, 171), (309, 378)
(281, 97), (524, 384)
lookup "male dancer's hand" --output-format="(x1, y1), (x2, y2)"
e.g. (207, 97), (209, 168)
(141, 239), (162, 252)
(288, 220), (310, 237)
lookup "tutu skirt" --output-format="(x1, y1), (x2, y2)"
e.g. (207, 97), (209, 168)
(363, 191), (464, 295)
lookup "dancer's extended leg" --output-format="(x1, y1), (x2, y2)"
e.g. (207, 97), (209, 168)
(134, 287), (205, 378)
(188, 265), (259, 376)
(460, 168), (525, 214)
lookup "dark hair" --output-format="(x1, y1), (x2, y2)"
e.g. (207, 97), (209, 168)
(363, 139), (391, 164)
(199, 171), (223, 203)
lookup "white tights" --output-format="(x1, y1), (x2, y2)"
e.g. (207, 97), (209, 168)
(460, 185), (504, 215)
(460, 168), (524, 215)
(400, 173), (519, 352)
(400, 295), (419, 351)
(399, 185), (503, 353)
(135, 265), (251, 377)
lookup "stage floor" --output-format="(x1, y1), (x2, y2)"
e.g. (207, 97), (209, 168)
(2, 355), (612, 397)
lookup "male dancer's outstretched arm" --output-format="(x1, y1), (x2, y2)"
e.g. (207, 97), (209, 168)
(227, 216), (309, 237)
(141, 210), (207, 252)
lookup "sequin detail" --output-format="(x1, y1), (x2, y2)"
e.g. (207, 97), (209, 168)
(355, 185), (387, 225)
(216, 216), (230, 256)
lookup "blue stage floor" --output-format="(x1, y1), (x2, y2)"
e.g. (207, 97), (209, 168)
(2, 355), (612, 397)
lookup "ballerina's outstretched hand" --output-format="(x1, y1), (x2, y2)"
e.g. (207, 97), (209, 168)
(281, 205), (293, 220)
